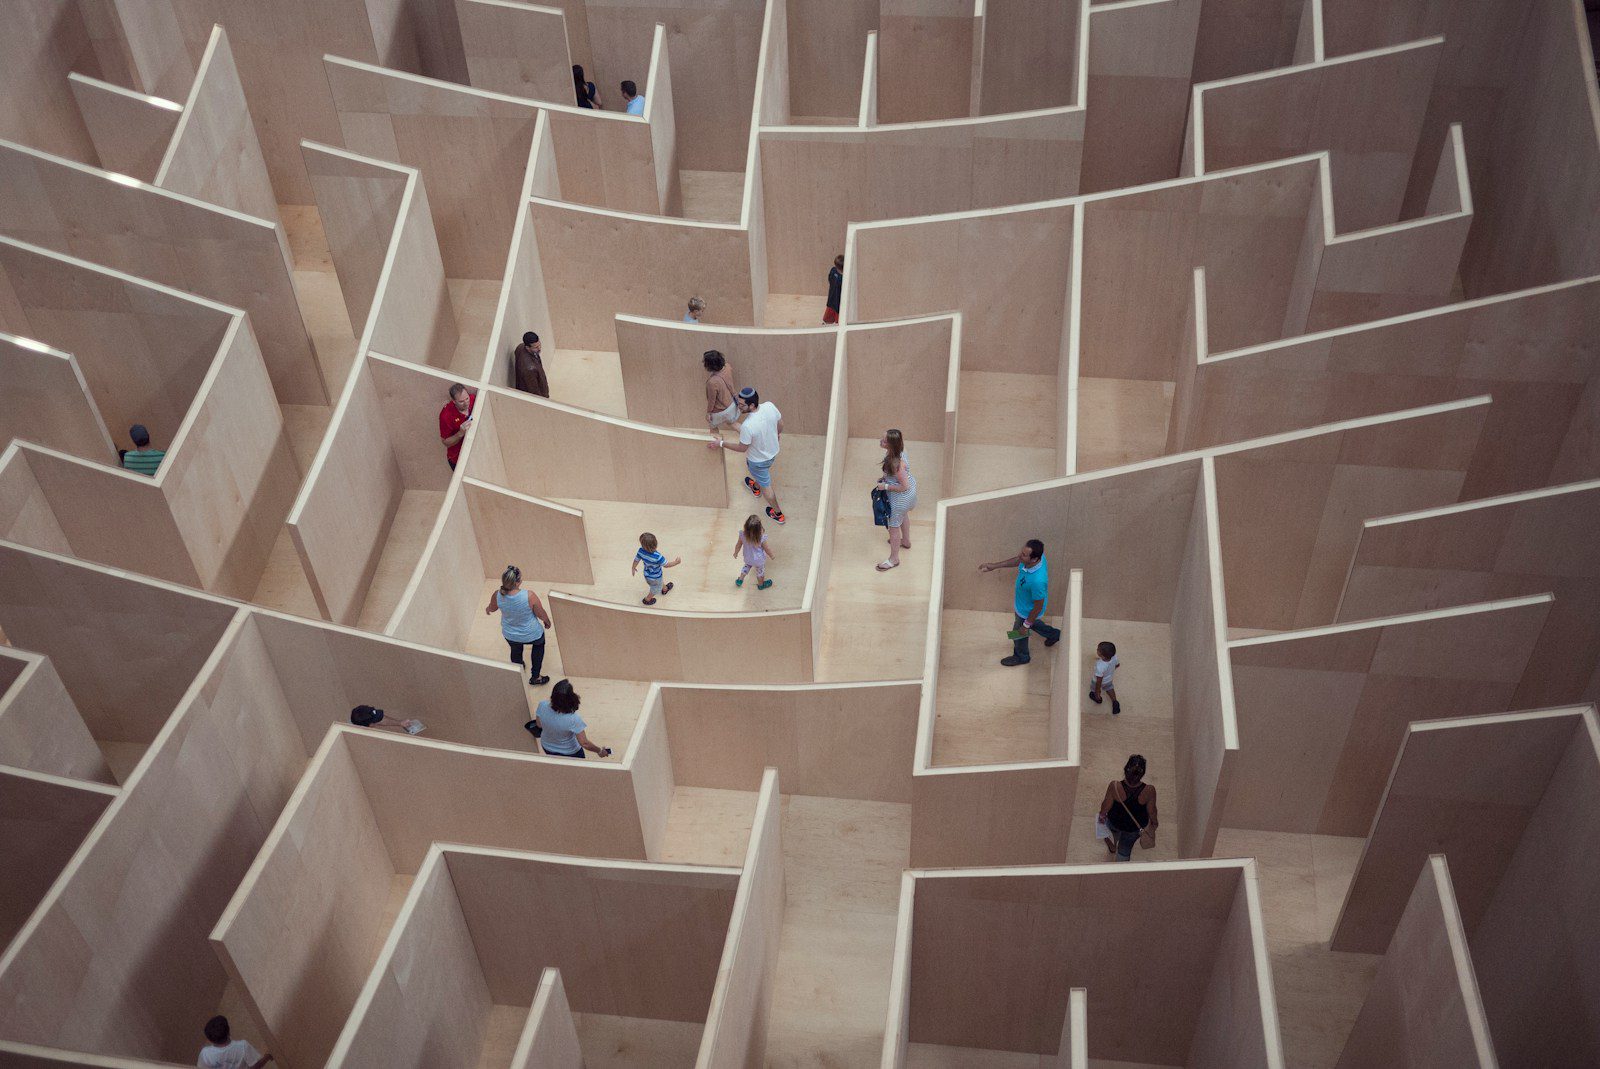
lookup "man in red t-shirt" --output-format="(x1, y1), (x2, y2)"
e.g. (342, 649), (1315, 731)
(439, 383), (475, 469)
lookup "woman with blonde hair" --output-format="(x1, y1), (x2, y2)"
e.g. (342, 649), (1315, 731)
(874, 429), (917, 571)
(485, 565), (552, 685)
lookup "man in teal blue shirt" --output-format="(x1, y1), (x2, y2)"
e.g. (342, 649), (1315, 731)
(978, 538), (1061, 666)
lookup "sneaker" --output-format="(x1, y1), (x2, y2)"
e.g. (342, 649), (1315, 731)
(735, 575), (744, 587)
(1087, 691), (1103, 705)
(1112, 700), (1122, 716)
(743, 476), (764, 496)
(766, 506), (786, 525)
(1043, 633), (1059, 648)
(1001, 655), (1030, 667)
(530, 675), (550, 686)
(757, 578), (773, 590)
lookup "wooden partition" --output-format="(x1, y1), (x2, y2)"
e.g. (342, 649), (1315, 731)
(1331, 706), (1600, 1065)
(1172, 272), (1600, 502)
(288, 355), (456, 623)
(898, 859), (1282, 1066)
(850, 202), (1075, 374)
(1080, 0), (1201, 194)
(0, 767), (117, 947)
(0, 335), (114, 464)
(0, 1041), (189, 1068)
(301, 142), (412, 335)
(1220, 594), (1554, 845)
(1189, 37), (1442, 230)
(1210, 397), (1489, 631)
(0, 236), (236, 454)
(844, 315), (959, 464)
(977, 0), (1083, 117)
(153, 27), (279, 226)
(1337, 480), (1600, 709)
(1335, 855), (1498, 1069)
(213, 726), (667, 1069)
(875, 0), (977, 123)
(456, 0), (573, 102)
(510, 969), (583, 1069)
(466, 478), (594, 582)
(614, 316), (837, 433)
(469, 386), (728, 506)
(0, 646), (108, 783)
(0, 610), (316, 1063)
(759, 110), (1085, 292)
(1047, 569), (1082, 763)
(0, 543), (237, 749)
(66, 72), (181, 181)
(0, 139), (324, 405)
(695, 768), (784, 1068)
(1172, 459), (1238, 857)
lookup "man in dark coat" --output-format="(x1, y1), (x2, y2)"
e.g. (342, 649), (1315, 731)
(513, 331), (549, 397)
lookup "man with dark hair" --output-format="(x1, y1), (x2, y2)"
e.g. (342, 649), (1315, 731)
(513, 331), (549, 397)
(978, 538), (1061, 666)
(703, 349), (737, 432)
(621, 79), (645, 115)
(198, 1014), (272, 1068)
(439, 383), (475, 470)
(709, 386), (786, 524)
(121, 423), (165, 476)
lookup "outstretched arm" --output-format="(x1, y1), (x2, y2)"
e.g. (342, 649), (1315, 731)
(978, 553), (1023, 573)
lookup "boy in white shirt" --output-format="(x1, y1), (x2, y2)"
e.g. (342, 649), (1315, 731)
(1088, 640), (1122, 715)
(198, 1016), (271, 1069)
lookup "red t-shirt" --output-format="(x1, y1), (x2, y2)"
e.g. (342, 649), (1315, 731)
(439, 393), (475, 464)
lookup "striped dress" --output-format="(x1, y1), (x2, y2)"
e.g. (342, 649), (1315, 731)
(884, 455), (917, 527)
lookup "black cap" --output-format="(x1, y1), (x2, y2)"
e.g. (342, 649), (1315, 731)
(350, 705), (384, 726)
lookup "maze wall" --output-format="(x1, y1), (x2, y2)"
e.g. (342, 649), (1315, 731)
(1, 1), (1598, 1066)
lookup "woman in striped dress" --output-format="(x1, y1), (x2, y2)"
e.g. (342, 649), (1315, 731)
(875, 428), (917, 571)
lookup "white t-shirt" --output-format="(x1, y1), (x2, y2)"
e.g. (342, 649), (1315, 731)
(738, 402), (782, 463)
(198, 1040), (261, 1069)
(1094, 654), (1119, 688)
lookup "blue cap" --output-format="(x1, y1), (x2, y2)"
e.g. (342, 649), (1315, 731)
(129, 423), (150, 445)
(737, 387), (758, 402)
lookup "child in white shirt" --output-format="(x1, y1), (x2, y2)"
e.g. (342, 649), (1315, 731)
(1089, 640), (1122, 715)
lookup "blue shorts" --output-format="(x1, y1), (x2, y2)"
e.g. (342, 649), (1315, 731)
(746, 456), (774, 489)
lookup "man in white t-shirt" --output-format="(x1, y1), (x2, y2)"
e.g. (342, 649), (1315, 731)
(1088, 640), (1122, 715)
(198, 1016), (272, 1069)
(709, 386), (786, 524)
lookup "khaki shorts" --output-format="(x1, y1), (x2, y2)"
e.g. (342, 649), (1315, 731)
(708, 401), (739, 427)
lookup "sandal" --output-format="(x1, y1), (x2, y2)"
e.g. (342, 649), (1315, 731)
(661, 582), (674, 596)
(875, 560), (899, 571)
(642, 597), (656, 605)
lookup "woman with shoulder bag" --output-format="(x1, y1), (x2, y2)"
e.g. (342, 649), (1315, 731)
(1100, 754), (1157, 861)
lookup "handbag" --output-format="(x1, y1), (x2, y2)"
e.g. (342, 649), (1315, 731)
(524, 718), (543, 739)
(871, 486), (890, 527)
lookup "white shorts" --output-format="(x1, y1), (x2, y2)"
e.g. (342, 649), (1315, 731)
(709, 401), (738, 427)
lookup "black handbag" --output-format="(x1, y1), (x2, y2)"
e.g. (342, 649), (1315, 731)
(524, 719), (543, 739)
(871, 486), (890, 527)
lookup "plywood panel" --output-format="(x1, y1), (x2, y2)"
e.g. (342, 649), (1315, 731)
(0, 1), (98, 163)
(1225, 596), (1552, 838)
(0, 768), (116, 947)
(67, 73), (181, 182)
(1192, 0), (1303, 82)
(1338, 481), (1600, 709)
(465, 478), (594, 584)
(0, 338), (115, 464)
(697, 769), (783, 1068)
(845, 317), (956, 443)
(0, 140), (325, 405)
(1335, 856), (1497, 1069)
(615, 317), (837, 434)
(476, 386), (728, 506)
(0, 456), (73, 556)
(1080, 0), (1200, 194)
(1187, 870), (1282, 1069)
(385, 484), (483, 651)
(906, 862), (1260, 1064)
(910, 763), (1076, 867)
(457, 0), (574, 103)
(0, 649), (109, 783)
(302, 141), (410, 333)
(154, 27), (280, 226)
(786, 0), (876, 121)
(875, 1), (975, 124)
(443, 846), (739, 1015)
(528, 199), (756, 350)
(367, 173), (460, 368)
(978, 0), (1081, 116)
(761, 111), (1083, 293)
(511, 969), (583, 1069)
(79, 0), (194, 100)
(661, 682), (917, 802)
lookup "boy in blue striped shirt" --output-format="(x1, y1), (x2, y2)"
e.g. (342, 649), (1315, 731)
(632, 532), (681, 605)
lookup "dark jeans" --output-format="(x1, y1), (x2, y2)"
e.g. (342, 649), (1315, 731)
(508, 636), (545, 680)
(542, 745), (585, 759)
(1011, 614), (1062, 661)
(1113, 829), (1140, 861)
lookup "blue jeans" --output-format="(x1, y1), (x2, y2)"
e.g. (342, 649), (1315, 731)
(1114, 830), (1139, 861)
(1011, 614), (1061, 661)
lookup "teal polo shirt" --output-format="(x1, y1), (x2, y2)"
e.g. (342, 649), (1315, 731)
(1015, 558), (1049, 619)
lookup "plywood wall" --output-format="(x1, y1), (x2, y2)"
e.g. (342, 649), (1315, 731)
(978, 0), (1082, 116)
(302, 142), (411, 335)
(457, 0), (574, 103)
(0, 648), (109, 783)
(1080, 0), (1199, 194)
(0, 338), (115, 464)
(67, 73), (181, 181)
(0, 768), (116, 947)
(465, 478), (595, 584)
(511, 969), (584, 1069)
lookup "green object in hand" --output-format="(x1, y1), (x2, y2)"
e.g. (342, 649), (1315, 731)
(1006, 628), (1027, 640)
